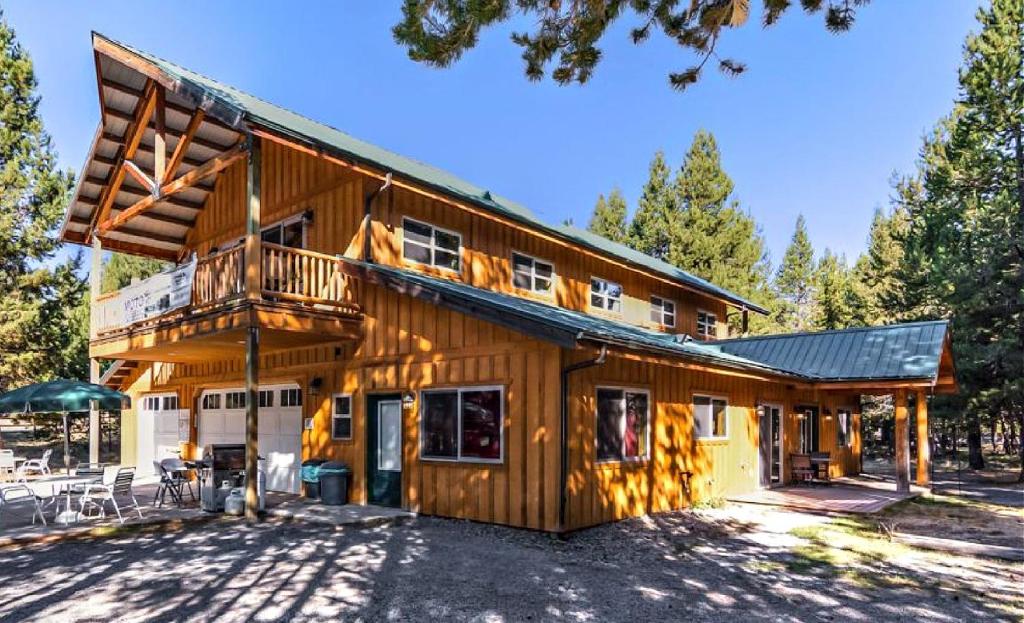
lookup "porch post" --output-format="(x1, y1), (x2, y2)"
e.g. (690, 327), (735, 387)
(894, 389), (910, 493)
(244, 135), (261, 521)
(916, 390), (930, 486)
(88, 236), (102, 464)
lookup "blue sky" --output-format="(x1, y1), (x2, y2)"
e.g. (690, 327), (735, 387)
(5, 1), (980, 270)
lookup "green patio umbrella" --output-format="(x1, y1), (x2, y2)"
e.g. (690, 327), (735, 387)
(0, 380), (129, 473)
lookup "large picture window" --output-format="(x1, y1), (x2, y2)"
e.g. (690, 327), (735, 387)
(403, 217), (461, 272)
(590, 277), (623, 313)
(596, 388), (649, 462)
(836, 408), (852, 448)
(693, 394), (728, 439)
(421, 387), (503, 462)
(512, 252), (554, 295)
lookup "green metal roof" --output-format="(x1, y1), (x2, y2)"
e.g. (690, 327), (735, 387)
(712, 320), (951, 381)
(345, 259), (950, 383)
(93, 32), (766, 314)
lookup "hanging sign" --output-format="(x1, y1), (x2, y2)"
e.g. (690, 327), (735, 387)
(117, 258), (197, 325)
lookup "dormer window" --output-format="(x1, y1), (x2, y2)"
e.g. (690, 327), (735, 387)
(697, 310), (717, 339)
(590, 277), (622, 313)
(511, 252), (554, 295)
(650, 295), (676, 328)
(402, 217), (461, 272)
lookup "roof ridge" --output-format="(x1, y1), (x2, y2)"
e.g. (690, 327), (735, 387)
(717, 319), (949, 344)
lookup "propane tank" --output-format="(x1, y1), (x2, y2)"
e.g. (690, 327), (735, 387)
(224, 488), (245, 516)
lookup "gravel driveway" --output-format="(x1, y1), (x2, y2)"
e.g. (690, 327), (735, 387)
(0, 507), (1019, 622)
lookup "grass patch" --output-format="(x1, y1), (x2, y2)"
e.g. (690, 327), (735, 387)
(785, 519), (922, 588)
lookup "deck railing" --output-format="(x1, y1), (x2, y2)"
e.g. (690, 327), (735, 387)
(92, 243), (358, 336)
(261, 243), (360, 314)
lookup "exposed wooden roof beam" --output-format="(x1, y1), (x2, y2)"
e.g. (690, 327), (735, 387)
(103, 106), (234, 152)
(81, 179), (206, 211)
(89, 79), (158, 242)
(94, 235), (181, 261)
(98, 142), (247, 235)
(114, 225), (186, 246)
(165, 108), (204, 183)
(86, 171), (213, 196)
(100, 77), (235, 133)
(72, 208), (194, 230)
(124, 160), (157, 194)
(101, 132), (206, 168)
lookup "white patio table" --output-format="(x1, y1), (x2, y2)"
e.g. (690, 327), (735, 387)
(30, 474), (103, 525)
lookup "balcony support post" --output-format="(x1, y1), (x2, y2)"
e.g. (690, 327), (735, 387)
(244, 135), (262, 521)
(89, 236), (103, 464)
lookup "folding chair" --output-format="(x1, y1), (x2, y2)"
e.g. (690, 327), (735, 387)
(80, 467), (143, 524)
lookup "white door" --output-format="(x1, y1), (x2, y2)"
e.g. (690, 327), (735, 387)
(137, 394), (182, 476)
(197, 385), (303, 493)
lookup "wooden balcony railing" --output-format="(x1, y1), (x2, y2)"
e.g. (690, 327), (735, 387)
(92, 243), (359, 336)
(261, 243), (360, 314)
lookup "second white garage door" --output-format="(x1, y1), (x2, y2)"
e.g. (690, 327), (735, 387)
(197, 384), (303, 493)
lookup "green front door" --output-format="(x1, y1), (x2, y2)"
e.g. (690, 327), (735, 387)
(366, 394), (403, 507)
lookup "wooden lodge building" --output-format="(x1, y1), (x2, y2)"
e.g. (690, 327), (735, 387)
(60, 34), (958, 532)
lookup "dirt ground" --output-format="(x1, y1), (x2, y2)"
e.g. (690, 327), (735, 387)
(0, 501), (1020, 623)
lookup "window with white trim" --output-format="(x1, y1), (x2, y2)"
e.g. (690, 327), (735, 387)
(225, 391), (246, 410)
(402, 217), (461, 272)
(596, 388), (649, 462)
(836, 408), (852, 447)
(201, 393), (221, 410)
(650, 295), (676, 327)
(143, 396), (161, 411)
(511, 252), (554, 295)
(421, 387), (503, 462)
(693, 394), (728, 439)
(590, 277), (623, 313)
(332, 394), (352, 440)
(258, 390), (274, 408)
(280, 388), (302, 407)
(696, 310), (717, 338)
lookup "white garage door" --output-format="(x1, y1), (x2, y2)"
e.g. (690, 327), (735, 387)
(137, 394), (183, 477)
(197, 385), (303, 493)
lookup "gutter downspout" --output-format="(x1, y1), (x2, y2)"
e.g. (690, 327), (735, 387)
(363, 172), (392, 263)
(559, 342), (607, 533)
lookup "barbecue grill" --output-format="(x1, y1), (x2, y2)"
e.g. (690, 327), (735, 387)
(197, 444), (250, 512)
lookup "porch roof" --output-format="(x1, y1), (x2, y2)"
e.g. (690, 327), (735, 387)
(342, 260), (956, 390)
(63, 32), (765, 315)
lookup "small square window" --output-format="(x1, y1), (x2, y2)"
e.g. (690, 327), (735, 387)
(332, 394), (352, 440)
(650, 296), (676, 328)
(590, 277), (623, 313)
(511, 252), (555, 295)
(693, 395), (728, 439)
(402, 217), (462, 272)
(697, 310), (717, 338)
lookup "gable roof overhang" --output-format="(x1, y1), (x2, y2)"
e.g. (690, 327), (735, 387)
(61, 32), (766, 316)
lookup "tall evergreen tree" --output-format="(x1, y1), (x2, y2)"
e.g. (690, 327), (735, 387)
(587, 188), (628, 244)
(664, 131), (773, 332)
(853, 202), (911, 324)
(101, 253), (168, 294)
(774, 215), (816, 332)
(628, 151), (675, 259)
(0, 12), (80, 390)
(814, 249), (855, 331)
(897, 0), (1024, 473)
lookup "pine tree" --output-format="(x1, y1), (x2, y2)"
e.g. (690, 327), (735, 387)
(628, 151), (675, 259)
(663, 131), (774, 333)
(587, 188), (628, 243)
(814, 250), (855, 330)
(852, 202), (911, 325)
(774, 215), (816, 332)
(101, 253), (168, 294)
(0, 12), (78, 390)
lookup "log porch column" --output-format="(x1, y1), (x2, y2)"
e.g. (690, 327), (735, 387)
(244, 135), (262, 521)
(88, 236), (102, 464)
(894, 389), (911, 494)
(916, 390), (930, 486)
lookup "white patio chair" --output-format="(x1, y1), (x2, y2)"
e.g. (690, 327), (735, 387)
(0, 484), (48, 526)
(0, 451), (15, 482)
(18, 448), (52, 479)
(79, 467), (143, 524)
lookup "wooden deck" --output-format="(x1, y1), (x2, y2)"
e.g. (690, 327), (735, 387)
(729, 477), (926, 514)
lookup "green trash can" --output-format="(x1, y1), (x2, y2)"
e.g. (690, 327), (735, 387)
(319, 461), (351, 506)
(301, 459), (327, 499)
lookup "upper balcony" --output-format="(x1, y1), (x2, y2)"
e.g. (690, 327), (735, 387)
(90, 243), (362, 363)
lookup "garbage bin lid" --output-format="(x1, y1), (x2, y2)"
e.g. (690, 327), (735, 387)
(319, 461), (351, 474)
(301, 458), (327, 466)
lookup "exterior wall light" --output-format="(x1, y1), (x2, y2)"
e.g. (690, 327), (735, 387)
(309, 376), (323, 397)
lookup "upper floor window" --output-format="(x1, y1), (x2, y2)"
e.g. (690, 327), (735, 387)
(596, 387), (649, 462)
(511, 252), (554, 295)
(650, 295), (676, 327)
(697, 310), (717, 338)
(693, 394), (728, 439)
(590, 277), (622, 313)
(261, 215), (304, 248)
(403, 217), (461, 272)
